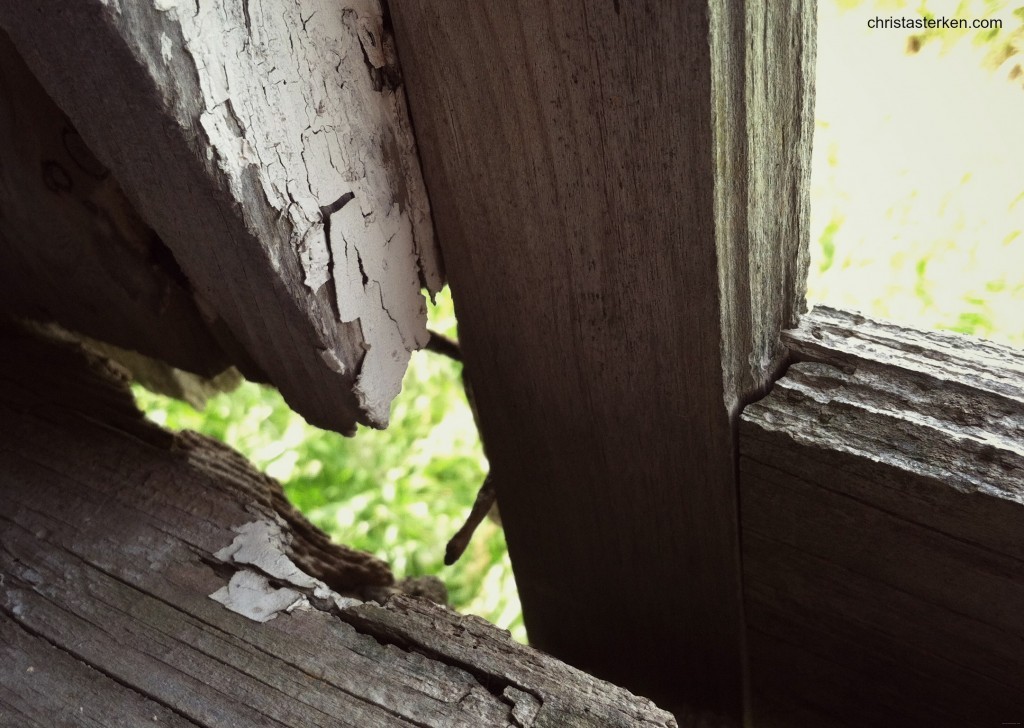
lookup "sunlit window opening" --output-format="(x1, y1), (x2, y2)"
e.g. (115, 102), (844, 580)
(134, 288), (526, 642)
(809, 0), (1024, 348)
(133, 1), (1023, 652)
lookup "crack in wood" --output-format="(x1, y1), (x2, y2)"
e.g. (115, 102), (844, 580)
(319, 190), (356, 323)
(336, 603), (545, 722)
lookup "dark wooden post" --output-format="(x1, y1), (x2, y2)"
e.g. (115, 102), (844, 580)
(390, 2), (816, 721)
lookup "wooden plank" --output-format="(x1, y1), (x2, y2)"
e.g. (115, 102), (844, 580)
(388, 1), (816, 719)
(0, 0), (441, 433)
(740, 307), (1024, 726)
(345, 597), (676, 728)
(0, 613), (198, 728)
(784, 305), (1023, 402)
(744, 628), (950, 728)
(0, 329), (678, 728)
(0, 29), (228, 379)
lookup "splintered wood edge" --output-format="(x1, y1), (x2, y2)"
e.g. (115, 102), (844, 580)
(0, 0), (441, 432)
(783, 305), (1024, 402)
(345, 597), (678, 728)
(747, 304), (1023, 516)
(0, 331), (676, 728)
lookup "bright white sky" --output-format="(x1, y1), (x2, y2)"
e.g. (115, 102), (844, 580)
(809, 1), (1024, 346)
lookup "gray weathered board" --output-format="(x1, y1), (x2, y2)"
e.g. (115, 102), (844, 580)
(388, 2), (816, 721)
(741, 307), (1024, 726)
(0, 329), (677, 728)
(0, 0), (441, 433)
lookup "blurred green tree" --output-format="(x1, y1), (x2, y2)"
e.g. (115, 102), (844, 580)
(134, 286), (526, 641)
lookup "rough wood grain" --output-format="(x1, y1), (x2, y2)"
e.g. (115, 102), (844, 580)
(0, 0), (441, 433)
(0, 329), (677, 728)
(712, 1), (817, 409)
(741, 307), (1024, 726)
(0, 29), (229, 379)
(389, 2), (815, 720)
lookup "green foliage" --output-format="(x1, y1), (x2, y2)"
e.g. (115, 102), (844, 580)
(133, 287), (525, 642)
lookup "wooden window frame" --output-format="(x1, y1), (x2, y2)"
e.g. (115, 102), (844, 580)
(0, 0), (1019, 724)
(389, 3), (1022, 724)
(743, 306), (1023, 725)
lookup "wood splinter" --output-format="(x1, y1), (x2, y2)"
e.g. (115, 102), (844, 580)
(424, 329), (499, 565)
(444, 474), (497, 565)
(425, 329), (497, 565)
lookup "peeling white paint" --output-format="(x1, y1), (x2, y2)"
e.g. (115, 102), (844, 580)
(151, 0), (442, 426)
(159, 33), (173, 64)
(297, 225), (331, 292)
(214, 519), (319, 587)
(331, 197), (428, 423)
(210, 570), (303, 622)
(348, 0), (386, 69)
(210, 519), (361, 622)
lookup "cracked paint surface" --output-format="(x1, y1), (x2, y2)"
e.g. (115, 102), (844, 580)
(211, 519), (361, 622)
(152, 0), (440, 426)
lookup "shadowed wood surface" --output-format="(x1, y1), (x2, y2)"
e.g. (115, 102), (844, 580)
(741, 307), (1024, 726)
(390, 2), (815, 720)
(0, 30), (229, 379)
(0, 330), (677, 728)
(0, 0), (440, 433)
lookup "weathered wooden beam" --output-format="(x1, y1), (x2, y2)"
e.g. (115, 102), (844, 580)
(0, 329), (678, 728)
(0, 29), (229, 379)
(741, 306), (1024, 726)
(0, 0), (441, 433)
(389, 1), (816, 720)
